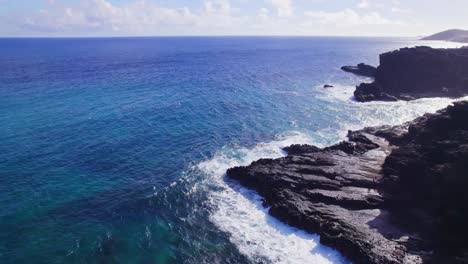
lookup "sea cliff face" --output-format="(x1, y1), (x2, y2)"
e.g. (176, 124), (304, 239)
(227, 101), (468, 263)
(344, 46), (468, 102)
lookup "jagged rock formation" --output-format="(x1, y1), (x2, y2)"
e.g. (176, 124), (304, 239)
(421, 29), (468, 43)
(227, 101), (468, 263)
(341, 63), (377, 77)
(343, 46), (468, 102)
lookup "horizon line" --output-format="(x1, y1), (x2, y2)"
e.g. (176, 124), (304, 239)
(0, 34), (424, 39)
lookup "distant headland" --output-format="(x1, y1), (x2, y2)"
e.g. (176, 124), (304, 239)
(421, 29), (468, 43)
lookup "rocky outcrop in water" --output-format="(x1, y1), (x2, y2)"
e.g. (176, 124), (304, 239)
(227, 101), (468, 263)
(343, 46), (468, 102)
(341, 63), (377, 77)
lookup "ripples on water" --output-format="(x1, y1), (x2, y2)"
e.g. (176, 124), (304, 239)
(0, 37), (463, 263)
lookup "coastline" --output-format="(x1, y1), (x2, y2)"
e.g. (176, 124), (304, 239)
(3, 36), (467, 264)
(200, 92), (464, 263)
(226, 100), (468, 263)
(221, 44), (468, 263)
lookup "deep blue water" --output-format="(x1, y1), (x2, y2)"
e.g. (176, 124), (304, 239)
(0, 37), (462, 264)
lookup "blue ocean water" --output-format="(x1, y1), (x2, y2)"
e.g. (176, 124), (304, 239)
(0, 37), (463, 264)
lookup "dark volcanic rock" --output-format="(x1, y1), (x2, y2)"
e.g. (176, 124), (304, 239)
(227, 101), (468, 263)
(354, 82), (399, 102)
(345, 46), (468, 102)
(283, 144), (320, 155)
(381, 101), (468, 263)
(341, 63), (377, 77)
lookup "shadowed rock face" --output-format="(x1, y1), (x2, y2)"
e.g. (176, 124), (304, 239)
(344, 46), (468, 102)
(381, 101), (468, 263)
(227, 101), (468, 263)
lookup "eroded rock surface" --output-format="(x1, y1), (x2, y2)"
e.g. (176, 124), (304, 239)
(227, 101), (468, 263)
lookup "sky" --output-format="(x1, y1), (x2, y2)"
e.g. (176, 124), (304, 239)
(0, 0), (467, 37)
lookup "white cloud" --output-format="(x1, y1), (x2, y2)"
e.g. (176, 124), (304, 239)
(21, 0), (200, 33)
(390, 0), (411, 13)
(357, 0), (370, 9)
(391, 7), (409, 13)
(18, 0), (252, 35)
(267, 0), (293, 17)
(258, 8), (270, 20)
(5, 0), (412, 37)
(204, 0), (232, 16)
(305, 8), (403, 26)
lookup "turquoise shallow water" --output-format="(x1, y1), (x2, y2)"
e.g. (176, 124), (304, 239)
(0, 37), (463, 263)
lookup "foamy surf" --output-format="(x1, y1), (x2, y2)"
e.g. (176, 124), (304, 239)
(336, 95), (468, 134)
(316, 84), (357, 102)
(197, 132), (350, 264)
(318, 86), (468, 140)
(194, 95), (467, 263)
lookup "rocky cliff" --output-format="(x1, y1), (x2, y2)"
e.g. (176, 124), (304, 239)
(344, 46), (468, 102)
(227, 101), (468, 263)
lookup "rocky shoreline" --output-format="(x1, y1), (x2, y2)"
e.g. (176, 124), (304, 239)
(227, 101), (468, 263)
(342, 46), (468, 102)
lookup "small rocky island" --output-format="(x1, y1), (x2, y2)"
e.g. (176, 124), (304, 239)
(342, 46), (468, 102)
(227, 101), (468, 263)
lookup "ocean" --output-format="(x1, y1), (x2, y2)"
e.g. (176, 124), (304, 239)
(0, 37), (463, 264)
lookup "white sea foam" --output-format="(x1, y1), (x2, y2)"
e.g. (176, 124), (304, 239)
(337, 96), (468, 136)
(318, 82), (468, 129)
(197, 131), (350, 264)
(197, 77), (468, 263)
(316, 84), (357, 102)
